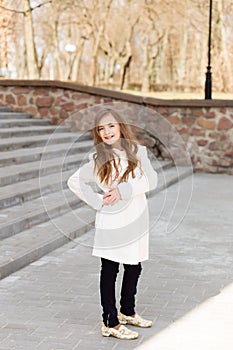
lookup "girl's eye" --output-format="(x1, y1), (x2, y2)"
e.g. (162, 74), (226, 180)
(98, 127), (103, 131)
(110, 124), (115, 127)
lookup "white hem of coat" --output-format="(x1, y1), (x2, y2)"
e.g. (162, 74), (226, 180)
(91, 251), (149, 265)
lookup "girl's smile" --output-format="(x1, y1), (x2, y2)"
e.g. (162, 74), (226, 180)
(97, 113), (122, 149)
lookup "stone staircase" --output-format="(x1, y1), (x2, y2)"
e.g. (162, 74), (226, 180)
(0, 107), (192, 280)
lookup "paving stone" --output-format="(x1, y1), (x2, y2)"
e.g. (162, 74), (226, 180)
(0, 111), (232, 349)
(0, 206), (95, 279)
(0, 173), (232, 348)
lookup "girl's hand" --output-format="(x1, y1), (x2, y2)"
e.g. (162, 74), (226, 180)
(102, 187), (121, 206)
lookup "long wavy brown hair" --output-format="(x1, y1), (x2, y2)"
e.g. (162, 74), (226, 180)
(91, 108), (143, 187)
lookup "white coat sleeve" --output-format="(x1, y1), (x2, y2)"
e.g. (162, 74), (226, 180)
(67, 158), (103, 211)
(117, 145), (158, 200)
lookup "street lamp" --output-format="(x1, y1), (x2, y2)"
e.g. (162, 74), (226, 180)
(65, 44), (76, 54)
(205, 0), (213, 99)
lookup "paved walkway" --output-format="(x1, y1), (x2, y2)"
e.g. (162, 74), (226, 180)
(136, 281), (233, 350)
(0, 173), (232, 350)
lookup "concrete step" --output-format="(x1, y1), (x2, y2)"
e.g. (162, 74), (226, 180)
(0, 125), (71, 138)
(0, 107), (11, 112)
(0, 188), (83, 240)
(0, 167), (74, 209)
(0, 139), (93, 167)
(0, 150), (173, 186)
(156, 159), (173, 172)
(152, 165), (193, 195)
(0, 152), (84, 186)
(0, 205), (95, 280)
(0, 157), (172, 209)
(0, 118), (52, 128)
(0, 132), (89, 151)
(0, 112), (32, 119)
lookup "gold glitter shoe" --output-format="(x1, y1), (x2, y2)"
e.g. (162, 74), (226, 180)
(101, 322), (139, 340)
(118, 312), (153, 328)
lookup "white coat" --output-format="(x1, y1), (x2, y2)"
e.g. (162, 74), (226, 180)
(67, 144), (158, 265)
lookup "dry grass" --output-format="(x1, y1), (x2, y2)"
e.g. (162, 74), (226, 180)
(122, 90), (233, 100)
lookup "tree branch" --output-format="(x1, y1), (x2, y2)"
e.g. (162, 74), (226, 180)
(0, 1), (52, 14)
(31, 0), (52, 11)
(0, 5), (24, 14)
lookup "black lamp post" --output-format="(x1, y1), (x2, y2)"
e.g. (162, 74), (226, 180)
(205, 0), (213, 99)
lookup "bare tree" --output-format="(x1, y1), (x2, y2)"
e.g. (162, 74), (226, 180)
(0, 0), (233, 92)
(0, 0), (53, 78)
(99, 0), (141, 89)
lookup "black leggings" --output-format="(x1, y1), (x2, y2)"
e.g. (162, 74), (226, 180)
(100, 257), (142, 328)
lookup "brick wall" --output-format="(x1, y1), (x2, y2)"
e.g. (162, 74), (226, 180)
(0, 80), (232, 174)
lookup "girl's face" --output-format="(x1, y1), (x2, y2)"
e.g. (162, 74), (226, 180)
(97, 113), (121, 147)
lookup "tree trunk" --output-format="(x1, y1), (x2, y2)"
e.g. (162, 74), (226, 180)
(71, 39), (85, 81)
(167, 34), (175, 88)
(108, 57), (115, 82)
(216, 0), (232, 91)
(103, 57), (109, 82)
(155, 30), (168, 84)
(23, 0), (39, 78)
(177, 27), (188, 85)
(141, 41), (155, 93)
(89, 24), (103, 86)
(120, 55), (132, 90)
(51, 19), (62, 80)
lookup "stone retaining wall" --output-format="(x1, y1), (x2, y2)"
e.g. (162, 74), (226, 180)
(0, 80), (232, 174)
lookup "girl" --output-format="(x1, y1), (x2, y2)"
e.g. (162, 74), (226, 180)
(67, 108), (158, 340)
